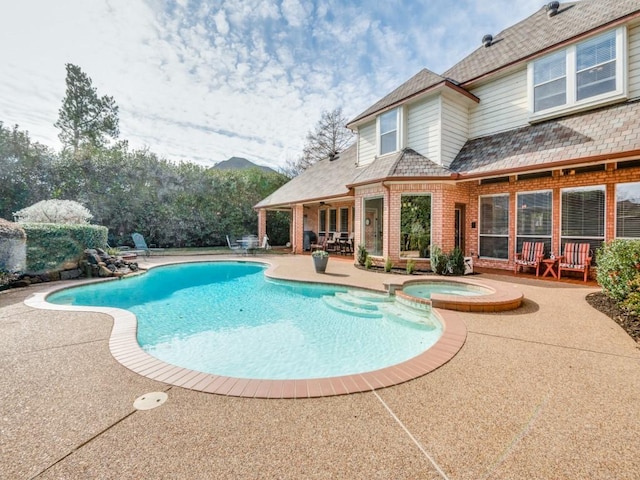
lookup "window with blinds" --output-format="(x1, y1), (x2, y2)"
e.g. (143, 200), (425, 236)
(561, 186), (605, 255)
(529, 28), (624, 115)
(329, 209), (337, 232)
(516, 191), (552, 256)
(340, 208), (349, 233)
(479, 194), (509, 259)
(616, 182), (640, 238)
(319, 210), (326, 234)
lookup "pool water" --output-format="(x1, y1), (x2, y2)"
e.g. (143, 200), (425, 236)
(402, 282), (491, 299)
(48, 262), (443, 380)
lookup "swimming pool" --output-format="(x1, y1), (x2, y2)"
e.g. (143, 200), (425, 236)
(48, 262), (443, 380)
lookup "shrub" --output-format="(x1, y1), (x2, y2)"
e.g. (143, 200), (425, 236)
(21, 223), (108, 273)
(431, 245), (467, 276)
(622, 276), (640, 316)
(364, 255), (373, 269)
(447, 247), (466, 275)
(430, 245), (448, 275)
(596, 240), (640, 302)
(384, 257), (393, 272)
(14, 199), (93, 224)
(406, 259), (416, 274)
(357, 244), (368, 266)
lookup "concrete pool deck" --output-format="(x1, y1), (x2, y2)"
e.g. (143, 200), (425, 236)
(1, 254), (639, 479)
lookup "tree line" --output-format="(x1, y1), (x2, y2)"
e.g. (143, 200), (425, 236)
(0, 122), (291, 247)
(0, 64), (291, 247)
(1, 63), (354, 248)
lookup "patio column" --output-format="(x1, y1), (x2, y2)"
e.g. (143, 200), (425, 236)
(257, 209), (267, 243)
(292, 204), (304, 254)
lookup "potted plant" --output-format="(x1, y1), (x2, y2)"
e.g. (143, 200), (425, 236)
(311, 249), (329, 273)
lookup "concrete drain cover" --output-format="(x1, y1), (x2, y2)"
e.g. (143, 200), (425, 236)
(133, 392), (168, 410)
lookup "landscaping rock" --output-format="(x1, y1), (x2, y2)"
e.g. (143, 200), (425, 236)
(60, 269), (82, 280)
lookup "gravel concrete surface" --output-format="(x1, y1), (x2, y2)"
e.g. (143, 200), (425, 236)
(1, 255), (639, 479)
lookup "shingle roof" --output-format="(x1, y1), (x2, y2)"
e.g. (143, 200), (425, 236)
(254, 144), (358, 208)
(445, 0), (640, 85)
(450, 100), (640, 176)
(348, 69), (446, 126)
(349, 148), (454, 186)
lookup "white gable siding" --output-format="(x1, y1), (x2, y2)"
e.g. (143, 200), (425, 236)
(407, 96), (440, 163)
(468, 68), (528, 139)
(629, 23), (640, 99)
(441, 95), (469, 168)
(357, 121), (376, 167)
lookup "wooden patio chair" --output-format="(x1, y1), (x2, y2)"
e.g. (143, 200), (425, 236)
(558, 243), (592, 282)
(514, 241), (545, 276)
(310, 234), (327, 252)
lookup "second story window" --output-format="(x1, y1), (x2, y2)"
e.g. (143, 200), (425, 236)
(379, 109), (398, 155)
(530, 28), (625, 116)
(576, 31), (616, 101)
(533, 51), (566, 112)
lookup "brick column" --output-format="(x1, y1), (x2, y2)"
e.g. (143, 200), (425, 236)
(292, 204), (304, 254)
(257, 209), (267, 243)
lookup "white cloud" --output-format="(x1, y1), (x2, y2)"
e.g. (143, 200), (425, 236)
(0, 0), (544, 169)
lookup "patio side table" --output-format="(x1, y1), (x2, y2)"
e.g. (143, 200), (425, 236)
(541, 258), (558, 279)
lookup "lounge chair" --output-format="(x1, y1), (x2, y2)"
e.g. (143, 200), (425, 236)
(226, 235), (242, 254)
(558, 243), (592, 282)
(514, 241), (545, 276)
(260, 235), (271, 250)
(131, 233), (151, 257)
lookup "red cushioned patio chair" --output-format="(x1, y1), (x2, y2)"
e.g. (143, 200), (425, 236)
(558, 243), (592, 282)
(514, 241), (545, 276)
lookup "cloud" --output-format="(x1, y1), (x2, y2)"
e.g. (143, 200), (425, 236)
(0, 0), (543, 170)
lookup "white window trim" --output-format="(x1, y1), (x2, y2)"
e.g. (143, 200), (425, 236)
(376, 107), (402, 156)
(528, 27), (627, 122)
(478, 193), (510, 261)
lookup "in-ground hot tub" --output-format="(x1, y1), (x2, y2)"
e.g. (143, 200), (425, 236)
(391, 277), (523, 312)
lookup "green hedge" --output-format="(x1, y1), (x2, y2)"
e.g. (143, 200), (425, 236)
(21, 223), (108, 274)
(596, 239), (640, 302)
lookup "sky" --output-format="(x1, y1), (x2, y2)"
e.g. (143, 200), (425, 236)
(0, 0), (540, 170)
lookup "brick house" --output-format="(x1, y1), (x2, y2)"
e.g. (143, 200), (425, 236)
(255, 0), (640, 277)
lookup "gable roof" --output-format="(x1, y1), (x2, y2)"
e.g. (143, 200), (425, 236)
(254, 144), (358, 209)
(347, 69), (447, 127)
(450, 100), (640, 176)
(349, 148), (454, 187)
(445, 0), (640, 85)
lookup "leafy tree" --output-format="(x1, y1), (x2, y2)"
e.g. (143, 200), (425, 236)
(283, 107), (354, 177)
(54, 63), (119, 152)
(0, 122), (55, 220)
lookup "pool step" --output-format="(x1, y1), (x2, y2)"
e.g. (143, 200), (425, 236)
(345, 290), (391, 303)
(395, 294), (432, 312)
(334, 292), (381, 310)
(322, 295), (383, 318)
(379, 303), (437, 329)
